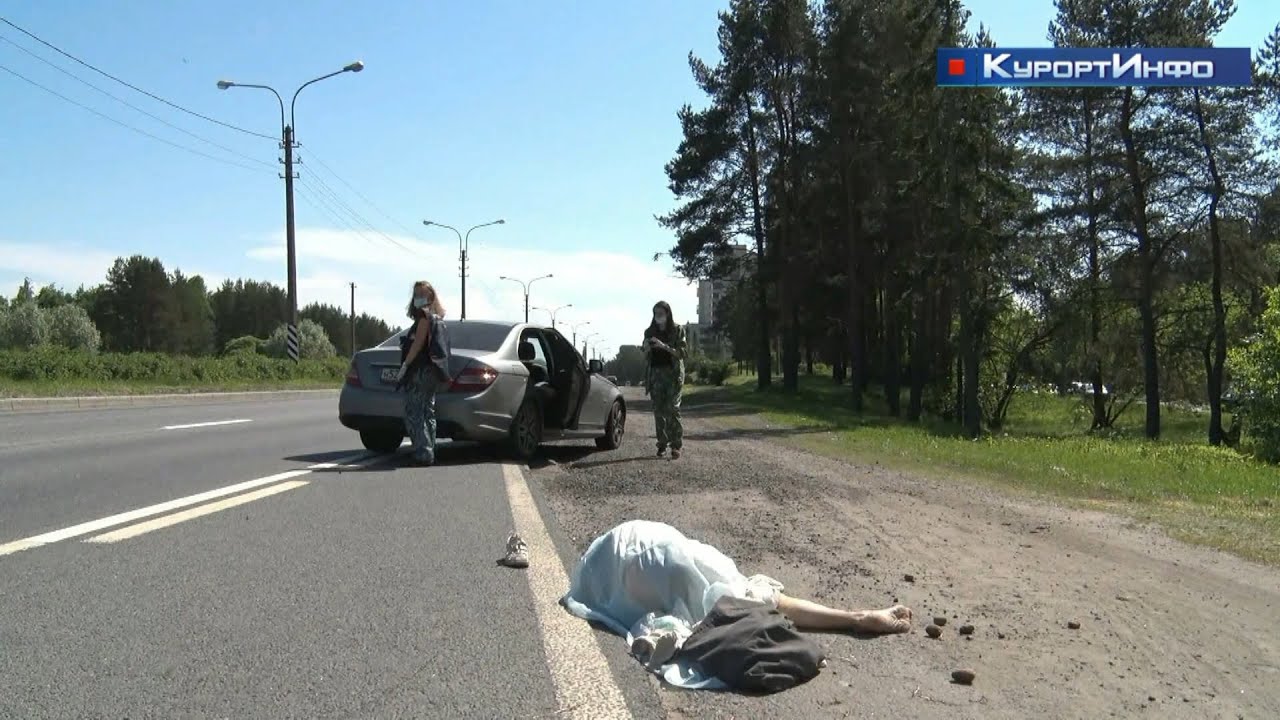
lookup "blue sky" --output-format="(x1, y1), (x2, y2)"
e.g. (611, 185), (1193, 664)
(1, 1), (1275, 354)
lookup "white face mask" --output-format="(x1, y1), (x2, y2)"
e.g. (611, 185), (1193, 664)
(413, 296), (429, 309)
(654, 313), (667, 327)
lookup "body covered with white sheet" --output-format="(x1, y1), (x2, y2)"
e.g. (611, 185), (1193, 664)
(561, 520), (782, 688)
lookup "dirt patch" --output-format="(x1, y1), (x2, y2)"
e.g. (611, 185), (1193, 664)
(532, 391), (1280, 719)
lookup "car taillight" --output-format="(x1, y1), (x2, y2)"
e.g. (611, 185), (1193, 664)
(345, 360), (362, 387)
(449, 361), (498, 393)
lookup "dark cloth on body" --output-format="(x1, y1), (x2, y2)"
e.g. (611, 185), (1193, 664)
(675, 596), (826, 694)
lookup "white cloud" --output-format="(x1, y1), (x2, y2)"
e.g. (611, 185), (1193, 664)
(0, 241), (118, 291)
(251, 226), (698, 356)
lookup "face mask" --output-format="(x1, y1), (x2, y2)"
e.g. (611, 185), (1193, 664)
(413, 297), (429, 309)
(654, 313), (667, 326)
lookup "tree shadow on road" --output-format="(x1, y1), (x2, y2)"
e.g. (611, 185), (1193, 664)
(682, 425), (828, 442)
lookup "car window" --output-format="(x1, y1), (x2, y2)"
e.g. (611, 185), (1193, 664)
(520, 330), (551, 368)
(378, 321), (512, 351)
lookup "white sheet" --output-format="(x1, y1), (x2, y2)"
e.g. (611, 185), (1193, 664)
(560, 520), (783, 688)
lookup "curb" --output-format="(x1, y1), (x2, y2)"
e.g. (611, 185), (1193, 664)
(0, 389), (339, 414)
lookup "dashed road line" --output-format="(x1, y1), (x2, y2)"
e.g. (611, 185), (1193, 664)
(162, 418), (253, 430)
(501, 462), (630, 719)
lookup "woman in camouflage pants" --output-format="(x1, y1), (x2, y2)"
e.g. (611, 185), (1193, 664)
(643, 300), (687, 459)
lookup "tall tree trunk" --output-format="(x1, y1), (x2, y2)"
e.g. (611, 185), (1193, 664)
(908, 276), (926, 421)
(1192, 88), (1228, 445)
(958, 283), (981, 439)
(1119, 88), (1161, 439)
(1083, 94), (1108, 430)
(744, 108), (772, 390)
(844, 173), (865, 411)
(884, 281), (901, 417)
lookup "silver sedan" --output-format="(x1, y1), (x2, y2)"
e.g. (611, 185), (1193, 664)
(339, 320), (626, 460)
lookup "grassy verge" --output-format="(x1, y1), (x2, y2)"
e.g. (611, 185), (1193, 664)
(0, 347), (347, 399)
(0, 377), (339, 398)
(686, 373), (1280, 566)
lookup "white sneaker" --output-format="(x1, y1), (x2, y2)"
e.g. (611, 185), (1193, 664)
(500, 533), (529, 568)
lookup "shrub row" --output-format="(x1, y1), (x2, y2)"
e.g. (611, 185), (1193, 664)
(0, 346), (347, 384)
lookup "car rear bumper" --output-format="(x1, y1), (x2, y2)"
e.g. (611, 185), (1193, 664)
(338, 383), (512, 443)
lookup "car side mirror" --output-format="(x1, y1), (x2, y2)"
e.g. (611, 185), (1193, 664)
(588, 359), (604, 374)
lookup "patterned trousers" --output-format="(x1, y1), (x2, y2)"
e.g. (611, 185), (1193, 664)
(404, 365), (440, 462)
(649, 366), (684, 450)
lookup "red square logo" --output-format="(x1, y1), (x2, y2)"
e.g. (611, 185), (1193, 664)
(948, 58), (966, 76)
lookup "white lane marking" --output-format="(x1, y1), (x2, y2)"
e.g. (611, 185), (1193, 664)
(85, 480), (310, 543)
(0, 452), (369, 557)
(162, 418), (253, 431)
(501, 463), (630, 719)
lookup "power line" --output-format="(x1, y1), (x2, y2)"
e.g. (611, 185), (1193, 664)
(298, 164), (418, 255)
(0, 15), (276, 140)
(297, 143), (422, 237)
(0, 34), (276, 170)
(295, 180), (384, 248)
(0, 62), (269, 173)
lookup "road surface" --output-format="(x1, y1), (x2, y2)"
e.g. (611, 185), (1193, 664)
(1, 389), (1277, 719)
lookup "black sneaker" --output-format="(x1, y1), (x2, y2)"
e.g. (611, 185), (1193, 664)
(656, 446), (667, 457)
(671, 448), (682, 460)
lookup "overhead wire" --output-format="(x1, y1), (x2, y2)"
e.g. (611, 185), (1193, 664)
(297, 162), (419, 255)
(0, 15), (277, 140)
(298, 143), (422, 238)
(294, 180), (383, 248)
(0, 33), (277, 170)
(0, 62), (269, 173)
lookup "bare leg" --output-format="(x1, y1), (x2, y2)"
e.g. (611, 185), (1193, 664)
(776, 594), (912, 634)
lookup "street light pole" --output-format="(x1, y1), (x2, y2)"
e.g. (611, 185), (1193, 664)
(499, 274), (552, 323)
(570, 320), (591, 347)
(533, 303), (572, 328)
(423, 219), (505, 320)
(216, 61), (364, 360)
(582, 332), (600, 359)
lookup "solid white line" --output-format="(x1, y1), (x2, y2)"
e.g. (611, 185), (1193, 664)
(162, 418), (253, 430)
(0, 451), (369, 557)
(501, 463), (630, 719)
(85, 480), (310, 543)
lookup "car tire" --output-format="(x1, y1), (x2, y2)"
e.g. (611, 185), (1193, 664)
(509, 397), (543, 461)
(360, 429), (403, 454)
(595, 400), (625, 450)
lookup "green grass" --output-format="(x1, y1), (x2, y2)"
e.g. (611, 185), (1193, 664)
(687, 372), (1280, 565)
(0, 377), (339, 398)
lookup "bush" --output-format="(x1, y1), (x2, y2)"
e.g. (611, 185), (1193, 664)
(0, 346), (348, 385)
(1228, 286), (1280, 462)
(0, 302), (49, 350)
(45, 303), (101, 353)
(223, 335), (266, 356)
(264, 319), (336, 360)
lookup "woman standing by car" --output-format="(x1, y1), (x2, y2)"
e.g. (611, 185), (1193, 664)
(396, 280), (449, 465)
(643, 300), (687, 459)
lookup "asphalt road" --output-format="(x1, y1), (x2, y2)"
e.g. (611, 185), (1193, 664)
(0, 395), (662, 719)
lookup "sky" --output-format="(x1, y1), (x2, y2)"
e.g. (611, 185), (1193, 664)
(1, 1), (1275, 358)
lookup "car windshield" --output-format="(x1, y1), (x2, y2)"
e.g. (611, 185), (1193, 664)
(378, 321), (512, 352)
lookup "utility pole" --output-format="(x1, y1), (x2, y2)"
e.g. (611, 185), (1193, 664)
(349, 282), (356, 355)
(283, 126), (299, 359)
(423, 219), (505, 320)
(499, 274), (553, 324)
(216, 61), (364, 361)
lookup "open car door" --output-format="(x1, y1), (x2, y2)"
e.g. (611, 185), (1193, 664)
(544, 329), (589, 429)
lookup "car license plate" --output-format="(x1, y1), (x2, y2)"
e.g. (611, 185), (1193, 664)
(380, 368), (397, 383)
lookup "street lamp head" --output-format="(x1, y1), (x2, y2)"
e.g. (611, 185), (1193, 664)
(344, 61), (365, 73)
(499, 275), (509, 281)
(496, 219), (506, 224)
(216, 80), (235, 90)
(422, 220), (434, 227)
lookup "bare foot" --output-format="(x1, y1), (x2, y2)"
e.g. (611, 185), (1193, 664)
(859, 605), (913, 634)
